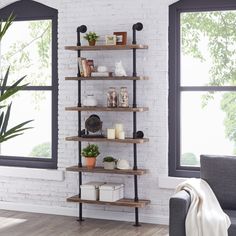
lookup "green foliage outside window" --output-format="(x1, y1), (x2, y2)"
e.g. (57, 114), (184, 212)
(181, 11), (236, 154)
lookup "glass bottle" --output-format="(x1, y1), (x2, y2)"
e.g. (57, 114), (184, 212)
(119, 87), (129, 107)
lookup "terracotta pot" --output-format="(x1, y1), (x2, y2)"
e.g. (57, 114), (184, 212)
(85, 157), (96, 169)
(88, 40), (96, 46)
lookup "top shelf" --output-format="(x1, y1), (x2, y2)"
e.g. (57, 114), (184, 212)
(65, 44), (148, 51)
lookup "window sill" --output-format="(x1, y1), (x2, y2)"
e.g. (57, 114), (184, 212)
(158, 175), (187, 189)
(0, 166), (64, 181)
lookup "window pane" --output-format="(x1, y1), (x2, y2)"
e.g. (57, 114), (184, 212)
(0, 20), (52, 86)
(181, 92), (235, 167)
(0, 91), (52, 158)
(181, 11), (236, 86)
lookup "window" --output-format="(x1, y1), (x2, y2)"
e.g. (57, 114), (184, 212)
(169, 0), (236, 177)
(0, 0), (58, 168)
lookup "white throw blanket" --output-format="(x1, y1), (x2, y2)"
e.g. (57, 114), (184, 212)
(176, 178), (231, 236)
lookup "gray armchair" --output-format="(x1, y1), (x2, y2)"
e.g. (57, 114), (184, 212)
(169, 155), (236, 236)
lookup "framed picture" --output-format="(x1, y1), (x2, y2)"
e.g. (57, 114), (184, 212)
(113, 32), (127, 45)
(105, 35), (117, 45)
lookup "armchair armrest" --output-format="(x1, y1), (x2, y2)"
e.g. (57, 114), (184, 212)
(169, 190), (191, 236)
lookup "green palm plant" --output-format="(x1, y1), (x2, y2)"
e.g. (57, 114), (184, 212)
(0, 13), (33, 143)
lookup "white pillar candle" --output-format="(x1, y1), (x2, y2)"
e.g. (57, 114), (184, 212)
(107, 128), (115, 139)
(118, 131), (125, 140)
(115, 123), (123, 139)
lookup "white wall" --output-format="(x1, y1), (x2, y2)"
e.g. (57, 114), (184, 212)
(0, 0), (181, 225)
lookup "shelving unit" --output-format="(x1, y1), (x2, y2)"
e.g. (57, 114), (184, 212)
(65, 22), (149, 226)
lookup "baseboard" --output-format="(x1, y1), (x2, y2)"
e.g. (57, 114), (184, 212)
(0, 201), (169, 225)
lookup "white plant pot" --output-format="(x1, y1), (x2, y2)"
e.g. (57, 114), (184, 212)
(104, 162), (116, 170)
(83, 95), (98, 107)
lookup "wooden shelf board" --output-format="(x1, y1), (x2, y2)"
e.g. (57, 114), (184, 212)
(65, 44), (148, 51)
(65, 136), (149, 144)
(67, 196), (150, 208)
(65, 76), (149, 81)
(66, 166), (148, 175)
(65, 106), (149, 112)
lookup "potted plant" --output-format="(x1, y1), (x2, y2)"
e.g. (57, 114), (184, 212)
(82, 144), (100, 169)
(84, 32), (99, 46)
(103, 156), (117, 170)
(0, 13), (33, 143)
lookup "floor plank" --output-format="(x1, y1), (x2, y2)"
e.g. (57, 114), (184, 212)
(0, 210), (169, 236)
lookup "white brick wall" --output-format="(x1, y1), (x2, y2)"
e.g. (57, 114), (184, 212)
(0, 0), (180, 225)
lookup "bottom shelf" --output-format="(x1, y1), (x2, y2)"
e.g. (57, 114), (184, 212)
(67, 195), (150, 208)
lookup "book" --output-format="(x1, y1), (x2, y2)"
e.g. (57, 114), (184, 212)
(78, 57), (85, 77)
(81, 58), (88, 77)
(91, 72), (110, 77)
(87, 60), (95, 73)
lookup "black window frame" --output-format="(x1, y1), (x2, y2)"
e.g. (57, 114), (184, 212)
(168, 0), (236, 177)
(0, 0), (58, 169)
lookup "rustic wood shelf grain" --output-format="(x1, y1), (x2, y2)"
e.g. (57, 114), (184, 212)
(65, 136), (149, 144)
(66, 166), (148, 175)
(67, 196), (151, 208)
(65, 106), (149, 112)
(65, 44), (148, 51)
(65, 76), (149, 81)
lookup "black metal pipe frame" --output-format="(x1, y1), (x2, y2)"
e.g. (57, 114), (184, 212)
(132, 22), (143, 227)
(77, 25), (87, 222)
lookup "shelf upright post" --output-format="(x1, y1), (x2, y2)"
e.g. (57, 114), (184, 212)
(76, 25), (87, 222)
(132, 22), (143, 227)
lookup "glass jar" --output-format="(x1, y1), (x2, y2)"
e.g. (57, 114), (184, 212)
(119, 87), (129, 107)
(107, 87), (118, 107)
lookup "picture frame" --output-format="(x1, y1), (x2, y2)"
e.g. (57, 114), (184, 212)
(105, 35), (117, 45)
(113, 32), (127, 45)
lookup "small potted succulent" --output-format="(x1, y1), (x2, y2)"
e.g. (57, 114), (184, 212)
(103, 156), (117, 170)
(84, 32), (99, 46)
(82, 144), (100, 169)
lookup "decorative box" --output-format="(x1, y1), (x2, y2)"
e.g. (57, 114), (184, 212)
(99, 183), (124, 202)
(81, 182), (105, 201)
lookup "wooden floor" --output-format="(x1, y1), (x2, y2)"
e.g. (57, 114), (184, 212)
(0, 210), (169, 236)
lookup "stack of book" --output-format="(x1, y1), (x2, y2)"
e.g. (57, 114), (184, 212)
(78, 57), (95, 77)
(78, 57), (111, 77)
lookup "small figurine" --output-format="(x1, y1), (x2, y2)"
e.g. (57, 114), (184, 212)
(115, 61), (127, 76)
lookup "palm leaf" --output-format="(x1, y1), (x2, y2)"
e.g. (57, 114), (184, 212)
(0, 12), (33, 144)
(1, 67), (10, 95)
(0, 112), (4, 130)
(0, 83), (29, 103)
(2, 122), (33, 137)
(0, 103), (11, 136)
(0, 133), (23, 143)
(0, 69), (28, 102)
(0, 12), (15, 41)
(0, 120), (33, 143)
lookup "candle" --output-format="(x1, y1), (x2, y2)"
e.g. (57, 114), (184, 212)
(107, 128), (115, 139)
(118, 131), (125, 140)
(115, 123), (123, 139)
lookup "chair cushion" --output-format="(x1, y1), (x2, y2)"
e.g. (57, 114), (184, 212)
(200, 155), (236, 209)
(224, 210), (236, 236)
